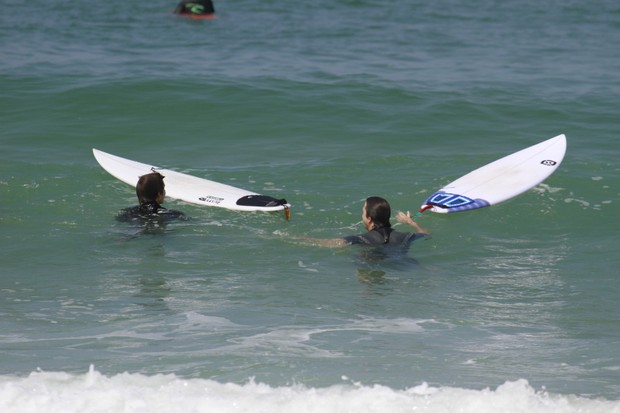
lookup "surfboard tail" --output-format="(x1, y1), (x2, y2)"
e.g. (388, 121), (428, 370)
(421, 192), (491, 213)
(236, 195), (291, 219)
(236, 195), (288, 208)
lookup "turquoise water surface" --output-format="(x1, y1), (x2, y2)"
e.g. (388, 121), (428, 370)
(1, 0), (619, 411)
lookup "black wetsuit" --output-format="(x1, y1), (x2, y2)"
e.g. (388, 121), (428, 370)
(343, 228), (425, 248)
(116, 202), (186, 223)
(174, 0), (215, 15)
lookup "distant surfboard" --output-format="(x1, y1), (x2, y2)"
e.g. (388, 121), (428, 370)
(93, 149), (290, 216)
(421, 134), (567, 213)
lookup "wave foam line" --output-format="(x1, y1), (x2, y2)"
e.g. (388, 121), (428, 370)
(0, 366), (617, 413)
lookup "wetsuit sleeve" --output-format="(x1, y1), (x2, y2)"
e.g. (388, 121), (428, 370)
(409, 233), (429, 243)
(116, 206), (139, 222)
(342, 235), (364, 245)
(343, 231), (387, 245)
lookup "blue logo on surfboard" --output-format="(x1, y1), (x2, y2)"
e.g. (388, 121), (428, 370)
(424, 192), (490, 212)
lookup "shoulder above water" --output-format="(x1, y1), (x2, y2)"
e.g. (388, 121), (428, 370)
(343, 228), (426, 247)
(116, 203), (187, 223)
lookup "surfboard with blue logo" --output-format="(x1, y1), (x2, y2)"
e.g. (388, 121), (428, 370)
(421, 134), (567, 213)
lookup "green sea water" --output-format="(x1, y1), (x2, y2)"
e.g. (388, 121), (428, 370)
(1, 0), (619, 407)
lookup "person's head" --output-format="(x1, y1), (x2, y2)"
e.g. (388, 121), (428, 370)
(175, 0), (215, 16)
(362, 196), (391, 231)
(136, 172), (166, 205)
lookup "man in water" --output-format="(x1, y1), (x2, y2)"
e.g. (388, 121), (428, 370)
(116, 172), (186, 223)
(307, 196), (429, 249)
(174, 0), (215, 17)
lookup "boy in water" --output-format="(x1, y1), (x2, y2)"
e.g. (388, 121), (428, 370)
(116, 172), (186, 223)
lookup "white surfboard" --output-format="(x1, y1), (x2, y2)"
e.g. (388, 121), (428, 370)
(420, 134), (567, 213)
(93, 149), (291, 215)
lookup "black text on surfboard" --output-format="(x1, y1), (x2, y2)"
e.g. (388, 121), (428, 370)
(199, 195), (224, 204)
(540, 160), (557, 166)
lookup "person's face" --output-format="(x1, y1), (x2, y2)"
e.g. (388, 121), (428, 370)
(362, 201), (373, 230)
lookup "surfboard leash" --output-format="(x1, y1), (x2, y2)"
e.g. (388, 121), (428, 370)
(415, 204), (433, 217)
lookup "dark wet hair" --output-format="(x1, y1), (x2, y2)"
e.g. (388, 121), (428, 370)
(136, 172), (165, 204)
(365, 196), (392, 229)
(365, 196), (393, 243)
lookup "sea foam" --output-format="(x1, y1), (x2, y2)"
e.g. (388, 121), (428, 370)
(0, 366), (617, 413)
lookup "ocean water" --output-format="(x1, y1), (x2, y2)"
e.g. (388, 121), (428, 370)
(1, 0), (619, 411)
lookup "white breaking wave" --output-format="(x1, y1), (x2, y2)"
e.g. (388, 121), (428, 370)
(0, 366), (617, 413)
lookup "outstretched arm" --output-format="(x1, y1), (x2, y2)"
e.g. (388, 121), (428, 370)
(297, 237), (350, 248)
(396, 211), (430, 235)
